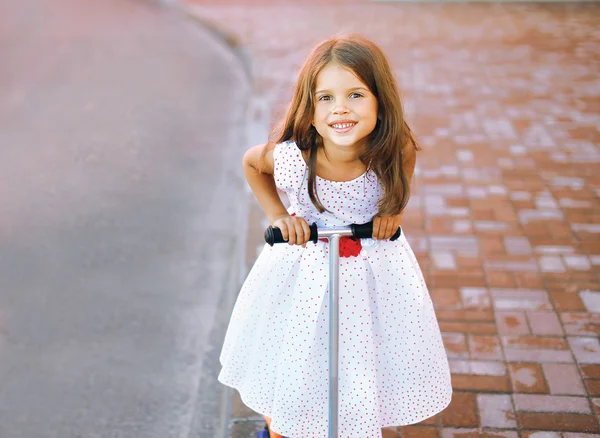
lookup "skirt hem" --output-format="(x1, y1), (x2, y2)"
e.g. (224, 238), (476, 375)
(218, 375), (453, 437)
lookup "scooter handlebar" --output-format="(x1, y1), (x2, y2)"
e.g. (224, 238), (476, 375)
(264, 221), (401, 246)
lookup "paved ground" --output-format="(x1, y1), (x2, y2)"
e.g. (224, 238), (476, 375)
(0, 1), (249, 437)
(187, 1), (600, 437)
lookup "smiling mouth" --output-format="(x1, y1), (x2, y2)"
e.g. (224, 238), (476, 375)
(329, 122), (357, 133)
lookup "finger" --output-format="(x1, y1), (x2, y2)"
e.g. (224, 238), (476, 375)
(278, 223), (289, 242)
(375, 217), (387, 240)
(373, 216), (382, 240)
(286, 221), (297, 245)
(384, 219), (395, 240)
(293, 220), (305, 245)
(301, 219), (311, 244)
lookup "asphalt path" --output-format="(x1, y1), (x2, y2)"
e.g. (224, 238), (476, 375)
(0, 0), (250, 436)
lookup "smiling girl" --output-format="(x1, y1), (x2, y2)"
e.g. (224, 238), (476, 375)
(218, 34), (452, 438)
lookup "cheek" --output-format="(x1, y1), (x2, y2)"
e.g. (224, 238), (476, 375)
(314, 107), (328, 124)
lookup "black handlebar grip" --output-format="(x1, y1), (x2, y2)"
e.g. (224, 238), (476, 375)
(265, 223), (319, 246)
(351, 221), (402, 241)
(351, 222), (374, 239)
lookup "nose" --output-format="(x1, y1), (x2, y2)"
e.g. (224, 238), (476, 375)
(332, 103), (349, 115)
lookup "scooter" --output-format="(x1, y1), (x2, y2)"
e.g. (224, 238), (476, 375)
(256, 222), (401, 438)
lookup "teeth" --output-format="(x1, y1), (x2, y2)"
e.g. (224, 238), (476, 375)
(331, 123), (355, 129)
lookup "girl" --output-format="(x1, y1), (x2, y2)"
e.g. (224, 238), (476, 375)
(218, 34), (452, 438)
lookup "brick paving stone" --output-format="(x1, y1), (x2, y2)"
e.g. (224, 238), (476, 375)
(580, 365), (600, 380)
(452, 374), (512, 393)
(438, 321), (497, 335)
(438, 392), (478, 428)
(550, 292), (587, 312)
(508, 363), (549, 394)
(440, 430), (518, 438)
(518, 413), (599, 433)
(430, 288), (462, 309)
(437, 310), (495, 322)
(584, 380), (600, 397)
(502, 336), (568, 351)
(514, 272), (545, 289)
(400, 425), (438, 438)
(188, 2), (600, 436)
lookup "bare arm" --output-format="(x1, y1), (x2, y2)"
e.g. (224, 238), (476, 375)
(242, 144), (288, 223)
(243, 144), (310, 245)
(373, 143), (417, 240)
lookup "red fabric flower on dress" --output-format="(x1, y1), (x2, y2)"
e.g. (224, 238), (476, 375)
(320, 236), (362, 258)
(340, 236), (362, 257)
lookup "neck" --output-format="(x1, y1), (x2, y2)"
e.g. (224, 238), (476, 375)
(320, 140), (367, 165)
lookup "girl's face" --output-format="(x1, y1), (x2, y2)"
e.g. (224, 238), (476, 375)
(312, 62), (378, 152)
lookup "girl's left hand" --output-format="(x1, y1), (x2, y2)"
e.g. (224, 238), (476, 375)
(373, 214), (402, 240)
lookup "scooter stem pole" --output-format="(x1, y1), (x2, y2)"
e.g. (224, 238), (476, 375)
(328, 234), (341, 438)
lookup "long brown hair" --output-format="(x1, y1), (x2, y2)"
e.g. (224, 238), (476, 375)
(271, 34), (419, 216)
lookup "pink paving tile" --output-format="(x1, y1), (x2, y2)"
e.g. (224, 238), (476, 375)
(468, 335), (503, 360)
(542, 363), (586, 396)
(460, 287), (491, 310)
(579, 290), (600, 313)
(449, 359), (506, 376)
(495, 311), (530, 335)
(561, 313), (600, 335)
(442, 332), (469, 359)
(491, 289), (552, 311)
(523, 433), (561, 438)
(526, 311), (564, 336)
(568, 337), (600, 364)
(503, 348), (574, 364)
(513, 394), (591, 414)
(563, 434), (600, 438)
(477, 394), (517, 428)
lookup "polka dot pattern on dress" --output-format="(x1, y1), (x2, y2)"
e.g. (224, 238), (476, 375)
(218, 141), (452, 438)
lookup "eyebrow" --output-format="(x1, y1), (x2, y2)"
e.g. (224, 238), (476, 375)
(315, 87), (369, 94)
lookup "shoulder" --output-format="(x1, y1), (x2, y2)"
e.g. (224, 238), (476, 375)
(242, 142), (275, 174)
(242, 141), (303, 175)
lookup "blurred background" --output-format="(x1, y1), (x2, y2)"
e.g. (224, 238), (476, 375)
(1, 0), (599, 437)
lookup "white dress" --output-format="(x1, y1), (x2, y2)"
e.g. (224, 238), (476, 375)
(218, 141), (452, 438)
